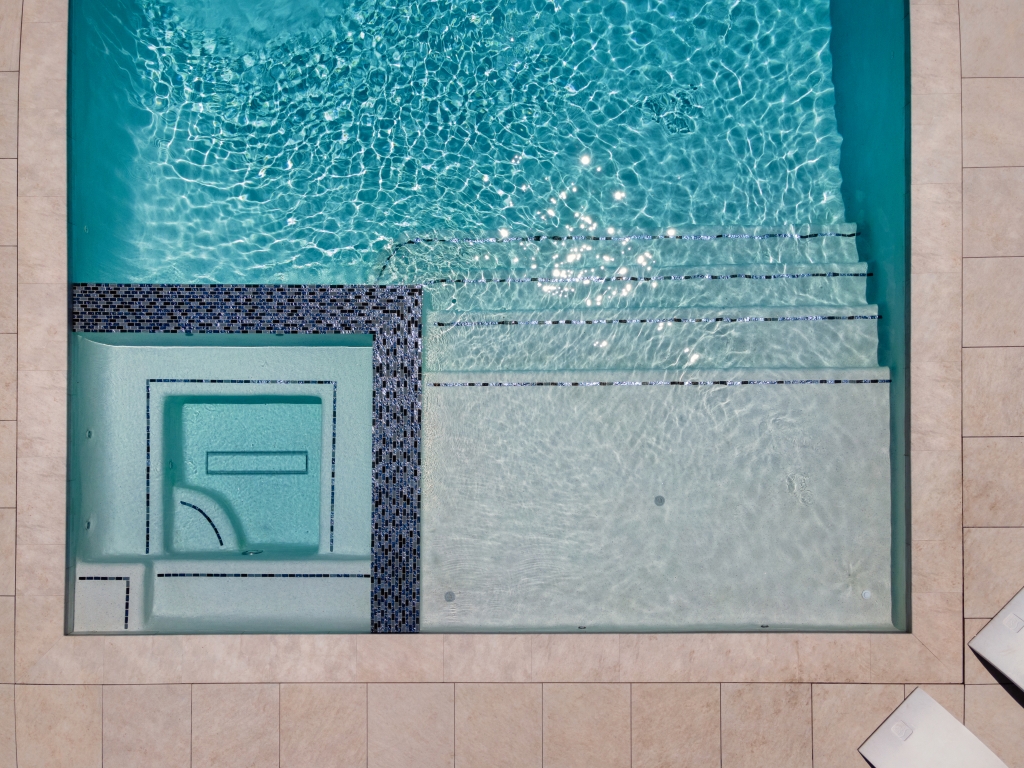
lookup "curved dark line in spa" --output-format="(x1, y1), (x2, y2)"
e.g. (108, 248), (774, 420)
(180, 501), (224, 547)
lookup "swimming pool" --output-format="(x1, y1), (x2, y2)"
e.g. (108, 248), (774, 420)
(68, 0), (908, 632)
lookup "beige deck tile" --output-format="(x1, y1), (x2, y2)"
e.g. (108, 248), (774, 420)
(910, 360), (961, 450)
(964, 438), (1024, 527)
(15, 684), (101, 768)
(0, 73), (14, 158)
(960, 0), (1024, 77)
(911, 272), (962, 363)
(15, 595), (102, 683)
(0, 685), (12, 767)
(966, 618), (998, 685)
(444, 635), (531, 683)
(912, 539), (963, 593)
(17, 196), (64, 284)
(905, 684), (965, 722)
(811, 684), (904, 768)
(367, 683), (454, 768)
(0, 597), (11, 682)
(911, 591), (964, 680)
(963, 348), (1024, 436)
(0, 160), (13, 245)
(963, 78), (1024, 167)
(631, 683), (719, 768)
(23, 0), (66, 23)
(965, 684), (1024, 766)
(280, 683), (367, 768)
(18, 282), (65, 372)
(0, 0), (23, 72)
(180, 635), (275, 682)
(870, 633), (953, 684)
(913, 184), (964, 274)
(911, 4), (962, 94)
(15, 543), (62, 595)
(356, 634), (444, 682)
(542, 683), (630, 768)
(17, 108), (64, 198)
(530, 635), (619, 682)
(0, 421), (13, 508)
(619, 633), (870, 684)
(912, 93), (962, 184)
(102, 636), (184, 684)
(0, 509), (12, 595)
(0, 335), (15, 420)
(192, 684), (279, 768)
(911, 450), (963, 541)
(911, 183), (962, 274)
(454, 683), (542, 768)
(16, 368), (65, 457)
(103, 684), (191, 768)
(16, 456), (63, 545)
(965, 167), (1024, 258)
(270, 635), (359, 682)
(964, 257), (1024, 347)
(0, 247), (14, 332)
(721, 683), (811, 768)
(965, 527), (1024, 618)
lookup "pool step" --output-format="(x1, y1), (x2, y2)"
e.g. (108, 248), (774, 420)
(382, 223), (862, 283)
(423, 262), (870, 314)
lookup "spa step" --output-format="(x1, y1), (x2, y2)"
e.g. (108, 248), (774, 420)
(380, 223), (862, 283)
(859, 689), (1007, 768)
(968, 582), (1024, 694)
(423, 305), (880, 373)
(423, 262), (870, 314)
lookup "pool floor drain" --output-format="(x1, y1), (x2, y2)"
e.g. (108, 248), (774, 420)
(444, 591), (455, 602)
(654, 496), (665, 506)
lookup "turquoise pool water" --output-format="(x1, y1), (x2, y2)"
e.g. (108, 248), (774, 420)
(68, 0), (908, 632)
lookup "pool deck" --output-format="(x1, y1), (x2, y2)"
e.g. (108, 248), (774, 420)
(2, 0), (1024, 764)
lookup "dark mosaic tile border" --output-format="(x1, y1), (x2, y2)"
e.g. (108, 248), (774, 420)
(72, 283), (422, 633)
(78, 576), (130, 630)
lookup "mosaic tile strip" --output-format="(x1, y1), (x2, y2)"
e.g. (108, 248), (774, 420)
(72, 283), (422, 633)
(431, 378), (892, 387)
(422, 271), (872, 285)
(145, 379), (338, 553)
(432, 314), (882, 328)
(78, 576), (130, 630)
(157, 573), (370, 578)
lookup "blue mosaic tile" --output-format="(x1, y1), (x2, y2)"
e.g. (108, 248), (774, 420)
(72, 283), (422, 633)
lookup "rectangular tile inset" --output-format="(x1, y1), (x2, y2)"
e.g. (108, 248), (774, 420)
(911, 184), (962, 274)
(281, 683), (367, 768)
(963, 78), (1024, 167)
(531, 635), (619, 682)
(0, 159), (13, 245)
(0, 685), (13, 767)
(960, 0), (1024, 77)
(542, 683), (630, 768)
(0, 247), (14, 333)
(103, 685), (191, 768)
(0, 334), (14, 420)
(812, 684), (904, 768)
(15, 685), (102, 768)
(191, 684), (279, 768)
(911, 271), (961, 363)
(964, 438), (1024, 527)
(17, 282), (65, 371)
(965, 167), (1024, 258)
(911, 450), (962, 541)
(455, 683), (542, 768)
(632, 684), (720, 768)
(965, 527), (1024, 618)
(368, 683), (454, 768)
(444, 635), (531, 682)
(721, 683), (811, 768)
(912, 93), (962, 184)
(0, 421), (13, 509)
(16, 369), (66, 457)
(17, 195), (66, 283)
(910, 360), (961, 450)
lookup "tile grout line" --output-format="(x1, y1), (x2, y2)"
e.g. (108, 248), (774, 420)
(959, 0), (968, 691)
